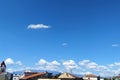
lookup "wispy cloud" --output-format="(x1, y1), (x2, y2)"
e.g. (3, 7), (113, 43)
(112, 44), (119, 47)
(16, 61), (23, 66)
(109, 62), (120, 68)
(79, 60), (90, 66)
(62, 43), (68, 47)
(27, 24), (50, 29)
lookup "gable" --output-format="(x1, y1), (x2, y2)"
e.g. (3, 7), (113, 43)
(58, 73), (76, 79)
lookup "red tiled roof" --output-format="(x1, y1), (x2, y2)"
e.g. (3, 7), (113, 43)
(85, 74), (97, 78)
(20, 72), (46, 80)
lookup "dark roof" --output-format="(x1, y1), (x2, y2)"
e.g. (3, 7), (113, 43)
(0, 61), (6, 67)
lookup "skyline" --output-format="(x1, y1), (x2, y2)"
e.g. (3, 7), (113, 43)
(0, 0), (120, 77)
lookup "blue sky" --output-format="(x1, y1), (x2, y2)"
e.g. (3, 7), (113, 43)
(0, 0), (120, 76)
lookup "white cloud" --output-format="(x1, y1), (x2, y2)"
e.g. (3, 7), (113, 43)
(5, 58), (14, 65)
(5, 58), (120, 77)
(27, 24), (50, 29)
(98, 65), (108, 70)
(87, 62), (98, 69)
(5, 58), (23, 73)
(47, 60), (60, 71)
(7, 68), (14, 73)
(38, 59), (48, 65)
(62, 43), (68, 46)
(51, 61), (60, 66)
(109, 64), (114, 67)
(45, 65), (60, 71)
(114, 62), (120, 66)
(112, 44), (119, 47)
(62, 60), (78, 71)
(79, 59), (110, 76)
(37, 59), (60, 71)
(109, 62), (120, 68)
(84, 71), (92, 75)
(79, 60), (90, 66)
(16, 61), (22, 66)
(5, 58), (23, 66)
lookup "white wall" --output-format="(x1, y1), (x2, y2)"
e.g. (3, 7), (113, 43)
(83, 77), (97, 80)
(13, 77), (19, 80)
(13, 74), (25, 80)
(100, 78), (104, 80)
(90, 77), (97, 80)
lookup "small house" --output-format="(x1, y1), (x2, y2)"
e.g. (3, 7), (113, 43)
(58, 72), (82, 80)
(83, 74), (103, 80)
(19, 72), (48, 80)
(114, 74), (120, 80)
(83, 74), (98, 80)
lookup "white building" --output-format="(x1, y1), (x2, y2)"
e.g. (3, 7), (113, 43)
(83, 74), (98, 80)
(83, 74), (104, 80)
(13, 71), (25, 80)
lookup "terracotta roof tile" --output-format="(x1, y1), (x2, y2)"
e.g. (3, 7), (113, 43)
(85, 74), (97, 78)
(20, 72), (46, 79)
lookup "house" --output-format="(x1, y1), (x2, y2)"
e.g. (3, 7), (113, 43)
(13, 71), (25, 80)
(83, 74), (103, 80)
(83, 74), (98, 80)
(58, 72), (76, 79)
(19, 72), (49, 80)
(38, 72), (61, 80)
(58, 72), (82, 80)
(114, 74), (120, 80)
